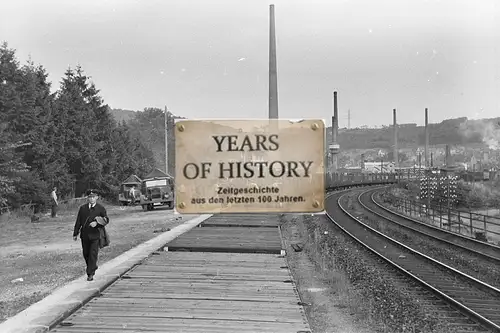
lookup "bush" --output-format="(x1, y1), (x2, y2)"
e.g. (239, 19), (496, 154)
(6, 172), (50, 213)
(457, 180), (500, 209)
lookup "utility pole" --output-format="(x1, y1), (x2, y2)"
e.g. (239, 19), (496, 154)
(164, 106), (169, 175)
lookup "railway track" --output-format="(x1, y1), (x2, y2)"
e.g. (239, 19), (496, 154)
(353, 188), (500, 289)
(366, 187), (500, 262)
(326, 189), (500, 333)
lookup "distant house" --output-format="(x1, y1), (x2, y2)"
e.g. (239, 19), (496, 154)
(363, 161), (395, 173)
(337, 167), (362, 174)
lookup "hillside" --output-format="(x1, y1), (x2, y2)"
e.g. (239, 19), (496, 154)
(110, 108), (138, 124)
(109, 108), (500, 168)
(109, 109), (499, 151)
(326, 117), (500, 151)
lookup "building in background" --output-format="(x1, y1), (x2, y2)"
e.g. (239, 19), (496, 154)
(362, 161), (395, 173)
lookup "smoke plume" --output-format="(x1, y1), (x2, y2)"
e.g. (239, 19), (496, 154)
(459, 119), (500, 150)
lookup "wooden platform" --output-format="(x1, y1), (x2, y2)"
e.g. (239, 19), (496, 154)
(165, 226), (283, 254)
(51, 252), (311, 333)
(201, 214), (281, 228)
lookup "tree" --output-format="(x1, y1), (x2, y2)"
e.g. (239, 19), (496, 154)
(0, 43), (162, 207)
(0, 123), (29, 208)
(109, 122), (155, 182)
(386, 151), (409, 164)
(128, 107), (181, 176)
(53, 66), (109, 195)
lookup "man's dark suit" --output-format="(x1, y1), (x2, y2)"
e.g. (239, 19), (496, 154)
(73, 203), (109, 276)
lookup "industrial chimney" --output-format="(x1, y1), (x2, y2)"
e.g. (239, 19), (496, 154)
(329, 91), (340, 172)
(424, 108), (429, 168)
(393, 109), (398, 168)
(445, 144), (451, 167)
(268, 4), (278, 119)
(333, 91), (338, 144)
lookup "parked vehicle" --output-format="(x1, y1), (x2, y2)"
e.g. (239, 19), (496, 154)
(140, 168), (174, 211)
(118, 175), (142, 206)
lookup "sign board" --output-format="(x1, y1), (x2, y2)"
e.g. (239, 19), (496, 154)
(145, 179), (167, 187)
(175, 119), (325, 214)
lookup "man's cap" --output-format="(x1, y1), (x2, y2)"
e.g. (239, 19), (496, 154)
(86, 189), (99, 197)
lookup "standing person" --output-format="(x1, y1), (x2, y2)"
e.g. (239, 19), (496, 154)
(50, 187), (58, 218)
(129, 186), (136, 204)
(73, 189), (109, 281)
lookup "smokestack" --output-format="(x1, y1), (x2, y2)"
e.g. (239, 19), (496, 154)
(268, 4), (278, 119)
(424, 108), (429, 168)
(445, 144), (451, 167)
(333, 91), (338, 143)
(393, 109), (398, 168)
(330, 91), (339, 171)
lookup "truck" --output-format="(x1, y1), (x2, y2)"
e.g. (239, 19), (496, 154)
(118, 175), (142, 206)
(139, 168), (174, 211)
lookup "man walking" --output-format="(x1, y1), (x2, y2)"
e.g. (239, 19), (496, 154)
(73, 189), (109, 281)
(50, 187), (58, 218)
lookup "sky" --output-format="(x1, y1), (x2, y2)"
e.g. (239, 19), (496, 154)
(2, 0), (499, 128)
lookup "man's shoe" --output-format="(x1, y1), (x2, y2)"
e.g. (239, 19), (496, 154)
(87, 275), (94, 281)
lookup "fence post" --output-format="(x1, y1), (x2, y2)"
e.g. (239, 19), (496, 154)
(469, 212), (473, 236)
(448, 207), (451, 231)
(483, 215), (487, 238)
(439, 203), (442, 228)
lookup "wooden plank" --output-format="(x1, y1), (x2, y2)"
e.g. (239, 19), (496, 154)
(165, 227), (283, 253)
(201, 214), (280, 227)
(112, 279), (295, 287)
(123, 270), (290, 283)
(129, 265), (290, 274)
(88, 298), (303, 310)
(100, 292), (298, 303)
(147, 251), (285, 262)
(140, 255), (286, 262)
(123, 270), (289, 283)
(66, 309), (305, 323)
(52, 318), (310, 333)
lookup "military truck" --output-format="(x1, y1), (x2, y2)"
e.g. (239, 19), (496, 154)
(139, 168), (174, 211)
(118, 175), (142, 206)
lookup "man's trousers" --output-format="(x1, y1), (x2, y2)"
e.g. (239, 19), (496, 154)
(81, 237), (100, 276)
(51, 204), (58, 217)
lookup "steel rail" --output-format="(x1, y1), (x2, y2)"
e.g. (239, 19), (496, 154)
(369, 188), (500, 259)
(325, 191), (500, 333)
(356, 188), (500, 264)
